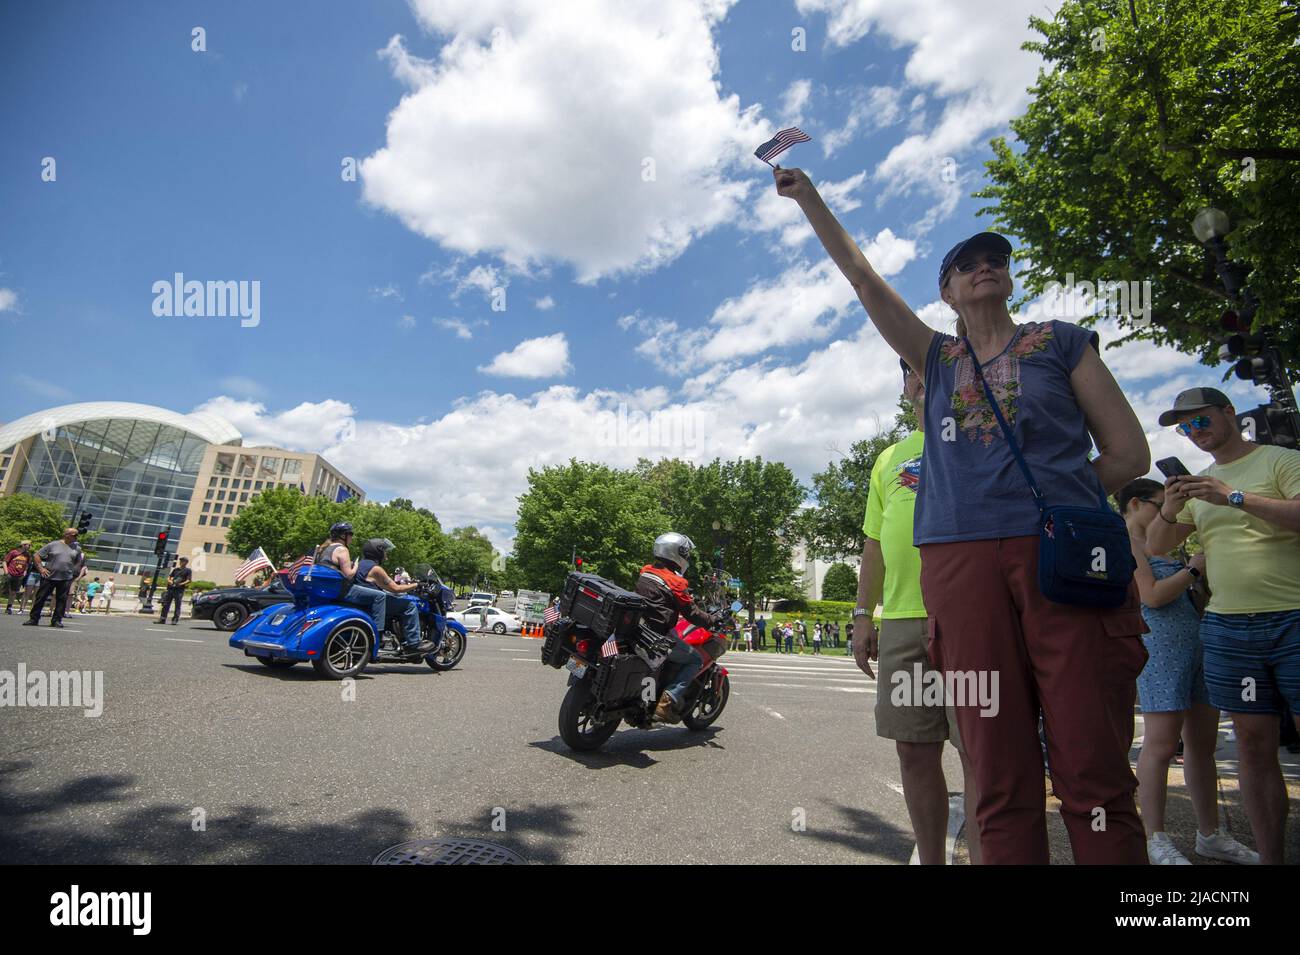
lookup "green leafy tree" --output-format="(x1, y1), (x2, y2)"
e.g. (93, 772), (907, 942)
(0, 493), (72, 557)
(799, 426), (906, 561)
(821, 562), (859, 601)
(224, 486), (310, 566)
(978, 0), (1300, 371)
(514, 460), (667, 592)
(715, 457), (805, 619)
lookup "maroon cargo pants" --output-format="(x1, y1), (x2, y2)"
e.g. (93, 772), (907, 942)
(919, 535), (1149, 865)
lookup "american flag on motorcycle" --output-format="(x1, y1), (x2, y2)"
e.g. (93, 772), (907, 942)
(600, 635), (618, 658)
(234, 547), (273, 582)
(543, 603), (559, 626)
(283, 554), (313, 582)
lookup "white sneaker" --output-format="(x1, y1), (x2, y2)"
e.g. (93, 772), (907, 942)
(1195, 829), (1259, 865)
(1147, 832), (1191, 865)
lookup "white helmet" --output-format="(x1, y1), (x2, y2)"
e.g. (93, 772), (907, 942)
(653, 532), (695, 573)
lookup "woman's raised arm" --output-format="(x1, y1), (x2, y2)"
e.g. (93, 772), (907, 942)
(775, 167), (934, 373)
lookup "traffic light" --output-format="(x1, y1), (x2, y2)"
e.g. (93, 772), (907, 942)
(1218, 310), (1281, 385)
(76, 511), (92, 534)
(574, 556), (583, 569)
(154, 530), (169, 556)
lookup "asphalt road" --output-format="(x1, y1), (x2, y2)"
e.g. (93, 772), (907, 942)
(1, 611), (1296, 864)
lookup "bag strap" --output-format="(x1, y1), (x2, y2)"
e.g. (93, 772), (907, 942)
(964, 336), (1110, 512)
(963, 337), (1046, 513)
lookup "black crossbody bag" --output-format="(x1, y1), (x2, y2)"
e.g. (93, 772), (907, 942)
(966, 339), (1135, 608)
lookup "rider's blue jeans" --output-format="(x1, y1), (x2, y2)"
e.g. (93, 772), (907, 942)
(386, 594), (423, 648)
(344, 583), (387, 633)
(662, 637), (702, 706)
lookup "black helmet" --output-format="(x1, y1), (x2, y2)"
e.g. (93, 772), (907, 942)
(361, 538), (394, 562)
(329, 522), (353, 540)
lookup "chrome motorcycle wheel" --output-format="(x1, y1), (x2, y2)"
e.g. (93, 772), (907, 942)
(312, 623), (372, 679)
(425, 627), (466, 671)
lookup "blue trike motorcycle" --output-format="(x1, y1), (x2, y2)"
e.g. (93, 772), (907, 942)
(229, 563), (467, 679)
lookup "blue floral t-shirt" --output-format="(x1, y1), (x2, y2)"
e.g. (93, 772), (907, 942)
(914, 320), (1105, 545)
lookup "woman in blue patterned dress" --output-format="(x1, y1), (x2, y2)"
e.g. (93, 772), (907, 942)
(1120, 479), (1255, 865)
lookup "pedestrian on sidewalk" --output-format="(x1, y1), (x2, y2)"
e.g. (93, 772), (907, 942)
(4, 540), (33, 614)
(24, 528), (86, 629)
(98, 577), (115, 613)
(1146, 385), (1300, 865)
(856, 357), (981, 864)
(1119, 478), (1256, 865)
(158, 557), (192, 625)
(812, 623), (822, 654)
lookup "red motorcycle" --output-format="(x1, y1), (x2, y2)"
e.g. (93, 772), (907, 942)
(541, 571), (737, 751)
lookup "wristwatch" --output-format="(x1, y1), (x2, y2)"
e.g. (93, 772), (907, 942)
(1227, 490), (1246, 508)
(852, 607), (870, 619)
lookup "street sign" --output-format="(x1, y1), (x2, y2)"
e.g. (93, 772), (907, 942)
(728, 578), (742, 588)
(513, 589), (551, 624)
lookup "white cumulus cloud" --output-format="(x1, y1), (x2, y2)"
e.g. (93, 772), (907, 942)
(478, 332), (572, 378)
(360, 0), (767, 282)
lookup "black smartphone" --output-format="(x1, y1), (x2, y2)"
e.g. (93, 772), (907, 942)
(1155, 457), (1191, 479)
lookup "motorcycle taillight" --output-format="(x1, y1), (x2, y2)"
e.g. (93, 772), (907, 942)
(575, 639), (592, 656)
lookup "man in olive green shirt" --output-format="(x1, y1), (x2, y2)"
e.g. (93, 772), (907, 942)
(854, 358), (980, 864)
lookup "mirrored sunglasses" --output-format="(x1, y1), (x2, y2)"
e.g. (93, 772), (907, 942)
(1175, 415), (1212, 436)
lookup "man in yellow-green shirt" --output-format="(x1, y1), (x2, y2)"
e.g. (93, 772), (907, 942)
(1148, 386), (1300, 866)
(854, 357), (979, 865)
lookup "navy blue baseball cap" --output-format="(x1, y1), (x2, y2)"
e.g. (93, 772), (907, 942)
(938, 232), (1013, 287)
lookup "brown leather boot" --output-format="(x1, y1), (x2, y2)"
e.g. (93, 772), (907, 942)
(654, 692), (682, 724)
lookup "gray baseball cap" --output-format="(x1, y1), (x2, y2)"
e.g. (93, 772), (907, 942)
(1157, 387), (1232, 427)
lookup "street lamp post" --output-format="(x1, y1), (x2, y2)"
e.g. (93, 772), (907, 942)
(1192, 208), (1299, 447)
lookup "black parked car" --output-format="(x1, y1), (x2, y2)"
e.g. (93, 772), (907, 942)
(192, 577), (294, 631)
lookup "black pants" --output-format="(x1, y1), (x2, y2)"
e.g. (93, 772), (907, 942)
(6, 575), (24, 608)
(28, 577), (72, 624)
(160, 586), (186, 622)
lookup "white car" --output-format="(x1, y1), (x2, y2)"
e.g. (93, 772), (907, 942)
(467, 592), (496, 608)
(449, 605), (521, 634)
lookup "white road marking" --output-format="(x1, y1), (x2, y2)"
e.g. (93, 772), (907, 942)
(164, 638), (204, 643)
(497, 648), (533, 652)
(743, 681), (874, 693)
(721, 662), (869, 675)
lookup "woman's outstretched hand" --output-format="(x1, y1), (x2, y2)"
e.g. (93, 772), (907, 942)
(773, 166), (814, 202)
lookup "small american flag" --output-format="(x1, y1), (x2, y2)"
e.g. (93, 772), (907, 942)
(284, 554), (314, 582)
(600, 635), (618, 658)
(754, 127), (811, 165)
(234, 547), (273, 582)
(543, 603), (559, 626)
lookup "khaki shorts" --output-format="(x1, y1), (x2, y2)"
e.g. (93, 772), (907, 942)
(873, 617), (963, 749)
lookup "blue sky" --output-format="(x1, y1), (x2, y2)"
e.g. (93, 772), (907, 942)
(0, 0), (1268, 549)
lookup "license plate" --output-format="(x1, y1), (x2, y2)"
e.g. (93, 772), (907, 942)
(565, 657), (587, 678)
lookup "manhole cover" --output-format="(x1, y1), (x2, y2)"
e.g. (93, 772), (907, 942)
(373, 839), (526, 865)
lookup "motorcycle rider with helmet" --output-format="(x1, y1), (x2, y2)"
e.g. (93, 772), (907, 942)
(635, 532), (723, 724)
(353, 538), (434, 656)
(313, 522), (388, 634)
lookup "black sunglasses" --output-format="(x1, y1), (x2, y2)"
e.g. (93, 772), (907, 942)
(954, 253), (1010, 273)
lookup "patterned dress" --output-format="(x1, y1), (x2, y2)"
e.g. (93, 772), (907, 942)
(1137, 556), (1210, 712)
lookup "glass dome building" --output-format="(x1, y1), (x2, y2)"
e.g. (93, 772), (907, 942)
(0, 402), (242, 574)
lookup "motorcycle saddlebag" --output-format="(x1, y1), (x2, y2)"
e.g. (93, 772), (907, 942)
(559, 573), (647, 642)
(593, 653), (653, 706)
(541, 617), (576, 668)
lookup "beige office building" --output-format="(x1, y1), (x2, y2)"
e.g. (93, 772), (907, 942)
(177, 446), (364, 584)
